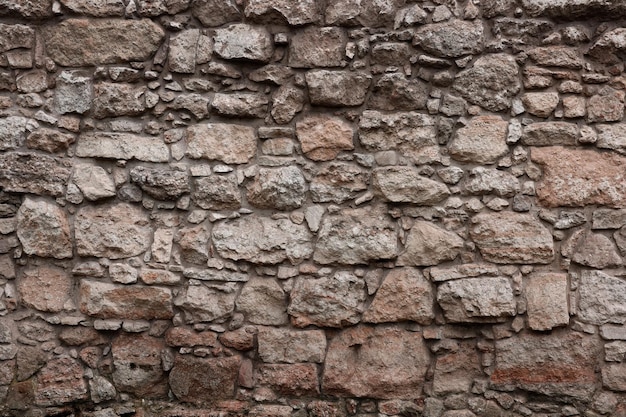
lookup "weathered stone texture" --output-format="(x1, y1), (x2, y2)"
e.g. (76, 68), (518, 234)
(526, 273), (569, 331)
(449, 116), (508, 164)
(214, 24), (273, 62)
(17, 197), (72, 259)
(296, 116), (354, 161)
(169, 355), (240, 403)
(373, 167), (450, 205)
(186, 123), (256, 164)
(398, 221), (463, 266)
(76, 132), (169, 163)
(18, 266), (72, 313)
(257, 327), (326, 363)
(414, 19), (484, 58)
(0, 152), (71, 197)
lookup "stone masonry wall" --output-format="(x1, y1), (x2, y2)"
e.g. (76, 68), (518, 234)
(3, 0), (626, 416)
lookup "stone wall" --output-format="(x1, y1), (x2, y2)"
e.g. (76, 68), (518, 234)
(2, 0), (626, 415)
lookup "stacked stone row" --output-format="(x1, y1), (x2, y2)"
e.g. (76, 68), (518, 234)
(2, 0), (626, 416)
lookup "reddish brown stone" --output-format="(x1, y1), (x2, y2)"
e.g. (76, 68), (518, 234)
(296, 116), (354, 161)
(219, 327), (256, 351)
(18, 266), (72, 313)
(59, 327), (107, 346)
(165, 327), (219, 348)
(255, 363), (320, 396)
(34, 357), (87, 406)
(433, 341), (481, 395)
(169, 355), (241, 403)
(531, 146), (626, 208)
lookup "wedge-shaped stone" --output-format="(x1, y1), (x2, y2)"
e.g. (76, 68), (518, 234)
(398, 221), (464, 267)
(531, 146), (626, 208)
(186, 123), (256, 164)
(76, 132), (169, 163)
(449, 116), (508, 164)
(75, 203), (151, 259)
(257, 327), (327, 363)
(526, 273), (569, 331)
(470, 212), (554, 264)
(314, 207), (397, 265)
(491, 331), (600, 400)
(437, 277), (515, 323)
(17, 197), (72, 259)
(413, 19), (484, 58)
(373, 166), (450, 205)
(323, 326), (430, 399)
(579, 270), (626, 325)
(213, 215), (313, 265)
(0, 152), (71, 197)
(363, 268), (434, 324)
(79, 280), (173, 320)
(43, 19), (164, 66)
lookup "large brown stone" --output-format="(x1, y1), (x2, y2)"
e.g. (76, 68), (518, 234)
(398, 221), (464, 266)
(213, 24), (273, 62)
(245, 0), (319, 25)
(363, 267), (434, 324)
(169, 355), (241, 403)
(112, 334), (167, 398)
(247, 166), (307, 211)
(296, 116), (354, 161)
(186, 123), (256, 164)
(306, 70), (371, 107)
(289, 27), (345, 68)
(310, 162), (368, 203)
(372, 167), (450, 205)
(469, 212), (554, 264)
(449, 116), (508, 164)
(191, 0), (241, 26)
(257, 327), (327, 363)
(93, 82), (146, 119)
(0, 152), (71, 197)
(0, 24), (34, 52)
(531, 146), (626, 208)
(79, 280), (173, 320)
(43, 19), (164, 66)
(491, 331), (600, 400)
(322, 326), (430, 399)
(368, 73), (428, 111)
(17, 197), (72, 259)
(255, 364), (319, 396)
(75, 203), (151, 259)
(325, 0), (404, 27)
(433, 341), (482, 395)
(18, 266), (72, 313)
(34, 357), (87, 406)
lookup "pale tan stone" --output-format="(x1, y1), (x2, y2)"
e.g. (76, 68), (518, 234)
(186, 123), (256, 164)
(449, 116), (508, 164)
(17, 197), (72, 259)
(18, 266), (72, 313)
(526, 273), (569, 331)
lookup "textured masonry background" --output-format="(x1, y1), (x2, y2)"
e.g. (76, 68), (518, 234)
(3, 0), (626, 416)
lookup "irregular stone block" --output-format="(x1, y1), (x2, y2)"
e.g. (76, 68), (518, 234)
(130, 166), (189, 200)
(527, 46), (583, 68)
(296, 115), (354, 161)
(491, 331), (600, 400)
(76, 132), (169, 162)
(0, 116), (28, 151)
(593, 209), (626, 229)
(322, 326), (430, 399)
(310, 162), (368, 203)
(213, 215), (313, 264)
(587, 86), (624, 123)
(186, 123), (256, 164)
(256, 364), (319, 396)
(257, 327), (326, 363)
(526, 273), (569, 331)
(43, 19), (164, 66)
(314, 207), (397, 265)
(136, 0), (190, 16)
(569, 232), (622, 268)
(368, 73), (428, 111)
(177, 224), (209, 265)
(54, 70), (92, 114)
(75, 203), (151, 259)
(245, 0), (319, 25)
(433, 341), (482, 395)
(325, 0), (403, 27)
(93, 82), (146, 119)
(579, 270), (626, 325)
(597, 123), (626, 154)
(465, 167), (520, 198)
(26, 128), (75, 153)
(449, 116), (508, 164)
(59, 0), (125, 16)
(289, 27), (346, 68)
(437, 277), (515, 323)
(169, 29), (201, 73)
(602, 363), (626, 391)
(288, 272), (366, 328)
(0, 152), (71, 197)
(213, 24), (273, 62)
(191, 0), (241, 26)
(306, 70), (371, 107)
(174, 282), (237, 323)
(524, 0), (626, 20)
(80, 280), (173, 320)
(398, 221), (463, 267)
(72, 163), (116, 201)
(531, 146), (626, 208)
(363, 267), (434, 324)
(373, 166), (450, 205)
(212, 93), (268, 118)
(18, 266), (72, 313)
(521, 122), (578, 146)
(112, 334), (167, 398)
(17, 197), (72, 259)
(271, 85), (305, 124)
(0, 23), (34, 52)
(469, 212), (554, 264)
(414, 19), (484, 58)
(34, 357), (87, 406)
(192, 174), (241, 210)
(247, 166), (306, 211)
(170, 355), (241, 403)
(236, 279), (288, 325)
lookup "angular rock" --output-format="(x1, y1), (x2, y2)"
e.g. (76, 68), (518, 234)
(17, 197), (72, 259)
(0, 116), (28, 151)
(323, 326), (430, 399)
(0, 23), (34, 52)
(363, 267), (434, 324)
(256, 363), (319, 396)
(212, 93), (268, 118)
(371, 42), (412, 66)
(90, 376), (116, 403)
(296, 115), (354, 161)
(59, 0), (125, 16)
(602, 364), (626, 391)
(0, 152), (71, 197)
(43, 19), (164, 66)
(75, 203), (151, 259)
(134, 0), (191, 16)
(453, 54), (520, 112)
(593, 209), (626, 229)
(314, 207), (397, 265)
(18, 266), (72, 313)
(395, 4), (428, 27)
(310, 162), (368, 203)
(522, 92), (559, 118)
(140, 269), (180, 285)
(521, 122), (578, 146)
(491, 331), (600, 400)
(523, 0), (626, 19)
(245, 0), (319, 25)
(325, 0), (403, 27)
(589, 27), (626, 64)
(531, 146), (626, 208)
(257, 327), (327, 363)
(465, 167), (520, 197)
(373, 166), (449, 204)
(34, 357), (87, 406)
(570, 232), (622, 268)
(271, 85), (305, 124)
(165, 327), (218, 348)
(587, 86), (624, 123)
(80, 280), (173, 320)
(26, 128), (75, 153)
(429, 263), (499, 282)
(597, 123), (626, 154)
(528, 46), (583, 68)
(368, 73), (428, 111)
(169, 355), (240, 403)
(414, 19), (484, 58)
(191, 0), (241, 26)
(174, 282), (237, 323)
(0, 0), (53, 18)
(358, 110), (440, 164)
(93, 82), (146, 119)
(54, 70), (92, 114)
(288, 272), (366, 328)
(449, 116), (508, 164)
(437, 277), (515, 323)
(17, 346), (48, 382)
(433, 341), (482, 395)
(76, 132), (169, 163)
(398, 221), (463, 266)
(526, 272), (569, 331)
(247, 166), (307, 211)
(213, 215), (313, 264)
(213, 24), (273, 62)
(193, 174), (241, 210)
(72, 163), (116, 201)
(306, 70), (371, 107)
(579, 270), (626, 325)
(168, 29), (201, 73)
(289, 27), (346, 68)
(469, 212), (554, 264)
(186, 123), (256, 164)
(177, 225), (209, 264)
(130, 166), (189, 200)
(112, 334), (167, 398)
(236, 278), (288, 325)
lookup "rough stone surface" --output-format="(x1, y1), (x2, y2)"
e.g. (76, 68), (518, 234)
(289, 27), (346, 68)
(130, 166), (189, 200)
(247, 166), (307, 210)
(0, 152), (71, 197)
(245, 0), (319, 25)
(448, 116), (508, 164)
(579, 270), (626, 325)
(169, 355), (240, 403)
(34, 357), (87, 406)
(310, 162), (368, 203)
(76, 132), (169, 163)
(174, 282), (237, 323)
(111, 334), (167, 398)
(17, 197), (72, 259)
(414, 19), (484, 58)
(433, 342), (482, 395)
(398, 221), (464, 266)
(0, 116), (28, 151)
(373, 166), (450, 205)
(18, 266), (72, 313)
(526, 273), (569, 331)
(72, 163), (116, 201)
(193, 174), (241, 210)
(257, 327), (326, 363)
(296, 116), (354, 161)
(186, 123), (256, 164)
(26, 128), (75, 153)
(214, 24), (273, 62)
(368, 73), (429, 111)
(522, 122), (578, 146)
(306, 70), (371, 107)
(236, 279), (288, 325)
